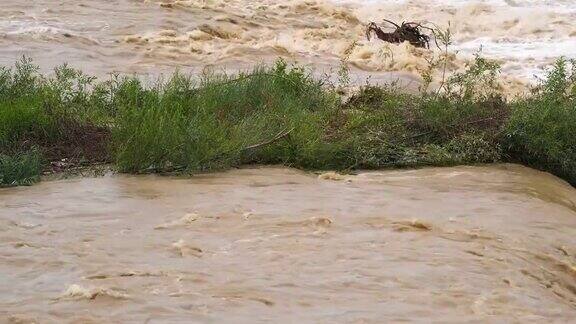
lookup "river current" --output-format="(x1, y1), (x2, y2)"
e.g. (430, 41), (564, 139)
(1, 165), (576, 322)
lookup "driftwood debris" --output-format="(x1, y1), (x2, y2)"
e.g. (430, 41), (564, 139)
(366, 20), (434, 49)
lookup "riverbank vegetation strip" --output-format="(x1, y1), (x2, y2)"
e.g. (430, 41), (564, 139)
(1, 56), (575, 187)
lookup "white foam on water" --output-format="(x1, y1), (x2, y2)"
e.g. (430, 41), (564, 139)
(457, 38), (576, 79)
(0, 20), (75, 36)
(332, 0), (576, 81)
(334, 0), (576, 10)
(1, 0), (574, 85)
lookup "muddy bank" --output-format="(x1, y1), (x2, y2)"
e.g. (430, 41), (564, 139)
(1, 164), (575, 322)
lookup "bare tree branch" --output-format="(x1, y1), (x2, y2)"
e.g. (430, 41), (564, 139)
(243, 127), (295, 151)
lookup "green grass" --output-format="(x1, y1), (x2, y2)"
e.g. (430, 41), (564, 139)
(112, 62), (340, 172)
(1, 56), (575, 187)
(0, 149), (42, 187)
(504, 58), (576, 183)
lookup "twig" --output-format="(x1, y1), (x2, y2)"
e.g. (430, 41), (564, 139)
(243, 127), (295, 151)
(431, 22), (452, 96)
(209, 71), (303, 89)
(408, 116), (497, 140)
(381, 19), (401, 29)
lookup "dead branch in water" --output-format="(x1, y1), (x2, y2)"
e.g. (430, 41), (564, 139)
(366, 20), (436, 49)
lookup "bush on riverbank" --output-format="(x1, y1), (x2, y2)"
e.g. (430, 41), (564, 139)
(0, 149), (42, 187)
(112, 61), (340, 172)
(0, 58), (111, 164)
(0, 57), (575, 187)
(504, 58), (576, 184)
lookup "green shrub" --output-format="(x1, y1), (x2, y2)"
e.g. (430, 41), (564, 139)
(112, 60), (340, 172)
(0, 57), (575, 187)
(0, 149), (42, 187)
(505, 58), (576, 185)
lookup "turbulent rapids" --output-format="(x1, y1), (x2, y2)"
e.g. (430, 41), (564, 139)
(1, 0), (575, 84)
(1, 165), (576, 322)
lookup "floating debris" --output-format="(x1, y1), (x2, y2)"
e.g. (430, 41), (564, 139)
(366, 20), (434, 49)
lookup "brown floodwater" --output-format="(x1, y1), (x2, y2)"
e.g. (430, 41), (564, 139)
(1, 164), (576, 323)
(3, 0), (575, 91)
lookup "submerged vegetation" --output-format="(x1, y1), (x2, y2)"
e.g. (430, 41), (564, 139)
(0, 56), (575, 187)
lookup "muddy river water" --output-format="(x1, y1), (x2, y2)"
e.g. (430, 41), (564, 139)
(1, 165), (576, 322)
(1, 0), (576, 88)
(2, 0), (576, 322)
